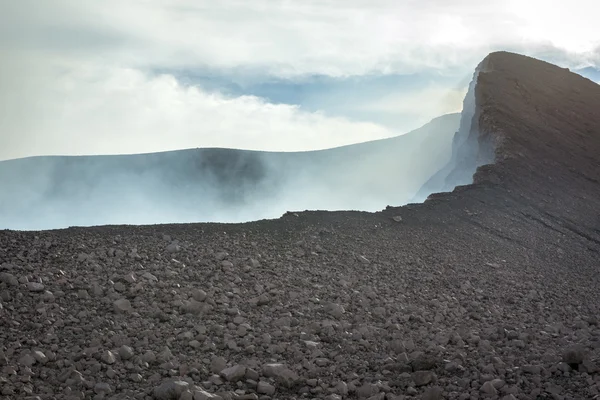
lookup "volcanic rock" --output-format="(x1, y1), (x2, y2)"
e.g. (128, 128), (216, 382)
(262, 363), (300, 387)
(154, 380), (190, 399)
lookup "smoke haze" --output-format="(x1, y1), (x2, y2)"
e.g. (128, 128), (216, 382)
(0, 114), (460, 230)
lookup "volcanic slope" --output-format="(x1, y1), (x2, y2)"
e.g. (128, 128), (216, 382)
(1, 51), (600, 400)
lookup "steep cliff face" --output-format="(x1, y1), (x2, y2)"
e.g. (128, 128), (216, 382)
(416, 52), (600, 226)
(470, 52), (600, 227)
(404, 51), (600, 247)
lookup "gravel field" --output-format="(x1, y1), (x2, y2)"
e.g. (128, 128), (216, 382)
(1, 52), (600, 400)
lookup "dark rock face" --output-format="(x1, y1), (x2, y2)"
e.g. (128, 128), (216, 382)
(0, 52), (600, 399)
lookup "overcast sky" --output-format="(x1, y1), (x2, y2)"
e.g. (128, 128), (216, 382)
(1, 0), (599, 160)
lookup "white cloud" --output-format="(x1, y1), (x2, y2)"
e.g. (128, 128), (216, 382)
(0, 55), (398, 160)
(360, 85), (468, 117)
(2, 0), (599, 77)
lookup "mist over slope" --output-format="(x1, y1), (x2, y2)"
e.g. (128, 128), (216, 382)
(0, 114), (459, 230)
(414, 60), (495, 202)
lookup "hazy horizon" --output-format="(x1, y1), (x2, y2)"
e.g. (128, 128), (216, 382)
(0, 113), (463, 230)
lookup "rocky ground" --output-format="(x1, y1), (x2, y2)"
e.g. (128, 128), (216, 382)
(1, 54), (600, 400)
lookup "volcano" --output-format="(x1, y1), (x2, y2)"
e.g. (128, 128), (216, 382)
(1, 52), (599, 399)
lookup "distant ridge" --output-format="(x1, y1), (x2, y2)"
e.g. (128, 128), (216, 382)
(0, 114), (459, 230)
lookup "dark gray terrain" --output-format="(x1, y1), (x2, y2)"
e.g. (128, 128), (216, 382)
(1, 52), (599, 400)
(0, 113), (459, 231)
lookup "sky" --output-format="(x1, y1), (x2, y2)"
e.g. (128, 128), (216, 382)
(1, 0), (599, 161)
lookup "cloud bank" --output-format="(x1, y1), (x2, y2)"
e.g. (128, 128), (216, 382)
(0, 58), (399, 160)
(1, 0), (599, 160)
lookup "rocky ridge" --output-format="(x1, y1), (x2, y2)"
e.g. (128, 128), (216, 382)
(1, 52), (600, 399)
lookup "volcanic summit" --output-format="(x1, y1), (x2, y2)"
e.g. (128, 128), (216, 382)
(1, 52), (600, 399)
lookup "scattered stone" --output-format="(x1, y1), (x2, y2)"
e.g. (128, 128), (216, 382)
(581, 359), (599, 373)
(257, 381), (276, 395)
(211, 357), (227, 373)
(220, 365), (246, 382)
(0, 272), (18, 286)
(412, 371), (435, 387)
(180, 391), (194, 400)
(114, 282), (126, 292)
(422, 386), (443, 400)
(357, 255), (370, 264)
(113, 298), (132, 313)
(326, 302), (345, 318)
(27, 282), (45, 292)
(356, 383), (379, 398)
(491, 379), (505, 389)
(143, 272), (159, 281)
(123, 272), (137, 283)
(91, 283), (104, 297)
(192, 289), (208, 302)
(522, 364), (542, 374)
(41, 290), (55, 302)
(193, 389), (222, 400)
(94, 382), (112, 394)
(142, 350), (157, 364)
(153, 380), (190, 400)
(166, 243), (181, 253)
(221, 260), (234, 270)
(32, 350), (47, 364)
(562, 344), (586, 366)
(101, 350), (116, 364)
(411, 354), (439, 371)
(18, 353), (36, 367)
(119, 345), (134, 360)
(246, 368), (259, 381)
(336, 381), (349, 396)
(262, 364), (300, 388)
(480, 381), (498, 396)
